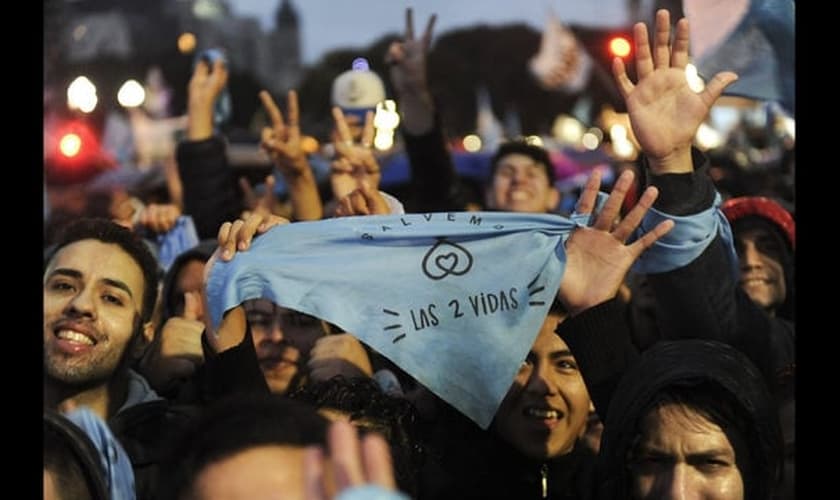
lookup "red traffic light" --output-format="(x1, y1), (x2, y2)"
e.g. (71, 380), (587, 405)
(608, 35), (632, 58)
(59, 132), (83, 158)
(45, 119), (115, 185)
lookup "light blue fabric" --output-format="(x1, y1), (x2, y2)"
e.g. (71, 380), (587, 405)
(116, 369), (162, 415)
(693, 0), (795, 114)
(156, 216), (200, 272)
(207, 212), (579, 428)
(335, 484), (410, 500)
(66, 407), (136, 500)
(206, 201), (731, 428)
(631, 192), (739, 278)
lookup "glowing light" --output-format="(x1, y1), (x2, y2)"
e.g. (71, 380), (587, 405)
(525, 135), (544, 147)
(59, 133), (82, 158)
(178, 32), (197, 54)
(552, 115), (584, 144)
(610, 123), (628, 142)
(609, 36), (632, 58)
(117, 80), (145, 108)
(374, 130), (394, 150)
(581, 132), (600, 150)
(463, 134), (482, 152)
(586, 127), (604, 142)
(352, 58), (370, 71)
(67, 76), (98, 113)
(613, 139), (636, 159)
(685, 64), (705, 93)
(695, 123), (723, 150)
(374, 100), (400, 130)
(781, 116), (795, 140)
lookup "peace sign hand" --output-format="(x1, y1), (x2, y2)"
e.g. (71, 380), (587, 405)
(259, 89), (310, 178)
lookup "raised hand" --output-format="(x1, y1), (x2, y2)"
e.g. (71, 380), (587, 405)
(558, 169), (674, 316)
(259, 90), (310, 178)
(385, 8), (437, 134)
(187, 58), (228, 141)
(613, 9), (738, 174)
(305, 420), (402, 499)
(334, 180), (390, 217)
(137, 202), (182, 233)
(386, 8), (436, 96)
(238, 174), (278, 218)
(215, 211), (290, 261)
(141, 290), (206, 387)
(201, 212), (290, 351)
(307, 333), (374, 383)
(260, 90), (323, 221)
(330, 107), (381, 200)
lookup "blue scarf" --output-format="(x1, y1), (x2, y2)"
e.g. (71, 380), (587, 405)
(207, 203), (733, 428)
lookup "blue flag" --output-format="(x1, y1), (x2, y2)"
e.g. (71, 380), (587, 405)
(207, 212), (577, 428)
(686, 0), (795, 114)
(205, 206), (725, 427)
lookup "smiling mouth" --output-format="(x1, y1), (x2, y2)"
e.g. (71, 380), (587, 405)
(55, 329), (96, 346)
(523, 407), (563, 420)
(509, 190), (531, 201)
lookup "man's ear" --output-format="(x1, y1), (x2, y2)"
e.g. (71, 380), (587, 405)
(131, 321), (156, 360)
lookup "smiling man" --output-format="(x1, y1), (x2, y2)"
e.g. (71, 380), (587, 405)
(493, 309), (590, 461)
(486, 141), (561, 214)
(44, 218), (159, 419)
(43, 218), (197, 500)
(722, 196), (795, 321)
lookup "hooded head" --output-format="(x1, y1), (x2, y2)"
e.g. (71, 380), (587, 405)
(597, 340), (783, 500)
(722, 197), (795, 320)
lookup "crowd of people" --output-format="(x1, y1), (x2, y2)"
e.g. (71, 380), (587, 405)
(43, 7), (794, 500)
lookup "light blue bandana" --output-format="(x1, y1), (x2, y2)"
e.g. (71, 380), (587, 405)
(207, 203), (730, 428)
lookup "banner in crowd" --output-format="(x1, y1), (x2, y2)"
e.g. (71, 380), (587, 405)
(207, 212), (577, 428)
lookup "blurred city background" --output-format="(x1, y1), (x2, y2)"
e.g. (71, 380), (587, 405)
(43, 0), (794, 215)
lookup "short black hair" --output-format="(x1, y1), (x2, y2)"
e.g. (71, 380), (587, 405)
(159, 393), (329, 500)
(489, 141), (556, 186)
(289, 377), (424, 496)
(45, 218), (160, 324)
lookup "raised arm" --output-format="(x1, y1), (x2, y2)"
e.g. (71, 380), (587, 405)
(386, 8), (464, 212)
(259, 90), (323, 221)
(556, 169), (673, 420)
(176, 58), (241, 239)
(614, 10), (792, 389)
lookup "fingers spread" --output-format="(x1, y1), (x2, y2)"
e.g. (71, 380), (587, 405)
(670, 18), (690, 68)
(700, 72), (739, 107)
(405, 7), (415, 40)
(304, 447), (327, 500)
(575, 170), (602, 216)
(653, 9), (672, 69)
(612, 57), (634, 100)
(259, 90), (286, 135)
(422, 14), (438, 48)
(328, 420), (365, 489)
(631, 218), (674, 256)
(593, 170), (634, 231)
(287, 89), (300, 140)
(332, 107), (353, 149)
(633, 22), (654, 79)
(361, 110), (375, 148)
(361, 433), (397, 490)
(612, 185), (658, 242)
